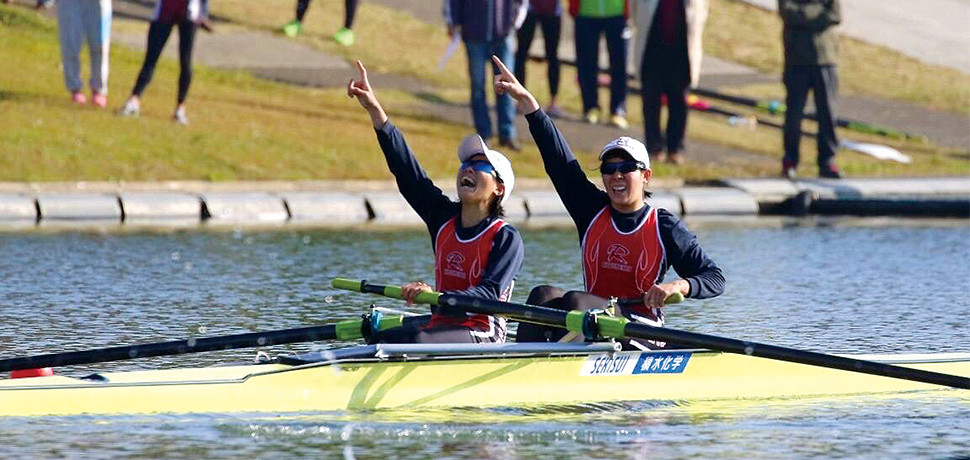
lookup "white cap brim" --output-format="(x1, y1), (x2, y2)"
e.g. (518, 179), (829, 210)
(457, 135), (515, 206)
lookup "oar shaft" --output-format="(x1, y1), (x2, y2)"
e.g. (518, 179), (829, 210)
(0, 315), (430, 372)
(0, 325), (335, 372)
(619, 322), (970, 389)
(453, 294), (968, 389)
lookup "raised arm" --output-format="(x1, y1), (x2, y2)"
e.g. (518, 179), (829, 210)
(350, 60), (456, 231)
(347, 60), (389, 129)
(493, 55), (607, 231)
(493, 55), (540, 115)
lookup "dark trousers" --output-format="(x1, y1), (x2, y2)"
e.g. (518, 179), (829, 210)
(132, 20), (197, 104)
(296, 0), (358, 28)
(783, 65), (839, 167)
(574, 16), (627, 116)
(640, 45), (690, 154)
(514, 12), (562, 98)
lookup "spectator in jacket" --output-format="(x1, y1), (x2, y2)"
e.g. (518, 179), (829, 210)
(447, 0), (527, 151)
(631, 0), (708, 165)
(570, 0), (630, 129)
(779, 0), (842, 179)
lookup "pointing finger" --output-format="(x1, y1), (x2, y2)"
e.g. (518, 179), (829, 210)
(491, 55), (513, 79)
(356, 60), (368, 83)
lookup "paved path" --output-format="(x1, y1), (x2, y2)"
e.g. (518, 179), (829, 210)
(739, 0), (970, 75)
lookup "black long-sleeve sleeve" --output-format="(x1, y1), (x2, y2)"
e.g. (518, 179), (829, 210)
(375, 121), (460, 234)
(657, 209), (725, 299)
(525, 109), (609, 236)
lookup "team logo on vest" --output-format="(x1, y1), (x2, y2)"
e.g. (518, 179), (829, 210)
(444, 251), (466, 278)
(603, 244), (633, 272)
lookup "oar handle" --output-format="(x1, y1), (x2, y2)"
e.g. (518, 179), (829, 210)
(333, 278), (442, 306)
(616, 292), (684, 308)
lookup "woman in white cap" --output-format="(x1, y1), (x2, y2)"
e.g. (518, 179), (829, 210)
(491, 56), (723, 349)
(348, 61), (523, 344)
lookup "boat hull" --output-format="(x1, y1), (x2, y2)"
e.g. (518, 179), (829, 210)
(1, 347), (968, 417)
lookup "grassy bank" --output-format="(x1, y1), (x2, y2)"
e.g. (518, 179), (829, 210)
(210, 0), (968, 179)
(0, 2), (966, 183)
(0, 3), (538, 182)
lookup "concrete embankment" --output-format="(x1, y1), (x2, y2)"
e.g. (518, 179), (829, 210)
(0, 178), (966, 229)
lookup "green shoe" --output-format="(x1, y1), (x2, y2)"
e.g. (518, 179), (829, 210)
(283, 20), (302, 38)
(333, 27), (355, 46)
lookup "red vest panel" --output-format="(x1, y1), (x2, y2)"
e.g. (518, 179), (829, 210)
(430, 218), (509, 331)
(581, 206), (665, 317)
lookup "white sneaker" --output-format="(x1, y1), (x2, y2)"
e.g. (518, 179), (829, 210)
(120, 99), (140, 117)
(173, 107), (189, 125)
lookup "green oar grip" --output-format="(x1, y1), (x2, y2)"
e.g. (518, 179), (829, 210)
(334, 315), (408, 340)
(565, 310), (630, 339)
(665, 292), (685, 304)
(335, 318), (365, 340)
(379, 285), (442, 306)
(332, 278), (364, 292)
(332, 278), (442, 306)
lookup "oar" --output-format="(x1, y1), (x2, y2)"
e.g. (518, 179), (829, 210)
(332, 278), (970, 390)
(0, 314), (429, 373)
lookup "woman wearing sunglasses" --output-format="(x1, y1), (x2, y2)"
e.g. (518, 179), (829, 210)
(491, 56), (723, 349)
(348, 61), (524, 344)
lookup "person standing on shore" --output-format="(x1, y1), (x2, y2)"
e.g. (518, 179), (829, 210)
(779, 0), (842, 179)
(570, 0), (631, 129)
(57, 0), (112, 107)
(513, 0), (564, 118)
(282, 0), (359, 46)
(631, 0), (708, 165)
(119, 0), (213, 125)
(447, 0), (526, 151)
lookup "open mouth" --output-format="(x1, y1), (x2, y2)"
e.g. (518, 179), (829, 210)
(610, 183), (627, 193)
(460, 177), (476, 188)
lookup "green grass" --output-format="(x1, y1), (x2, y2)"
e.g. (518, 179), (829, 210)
(0, 3), (509, 182)
(0, 2), (966, 183)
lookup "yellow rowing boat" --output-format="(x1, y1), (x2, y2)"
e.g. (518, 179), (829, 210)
(2, 343), (967, 417)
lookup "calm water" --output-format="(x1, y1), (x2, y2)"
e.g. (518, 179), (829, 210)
(1, 219), (968, 458)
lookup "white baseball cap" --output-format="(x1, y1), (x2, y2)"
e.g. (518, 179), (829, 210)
(457, 134), (515, 206)
(598, 136), (650, 170)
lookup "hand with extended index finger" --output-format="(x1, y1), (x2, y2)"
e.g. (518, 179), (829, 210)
(347, 60), (388, 128)
(492, 55), (539, 115)
(347, 61), (374, 105)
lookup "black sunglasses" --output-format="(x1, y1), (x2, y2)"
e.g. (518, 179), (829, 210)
(599, 161), (645, 175)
